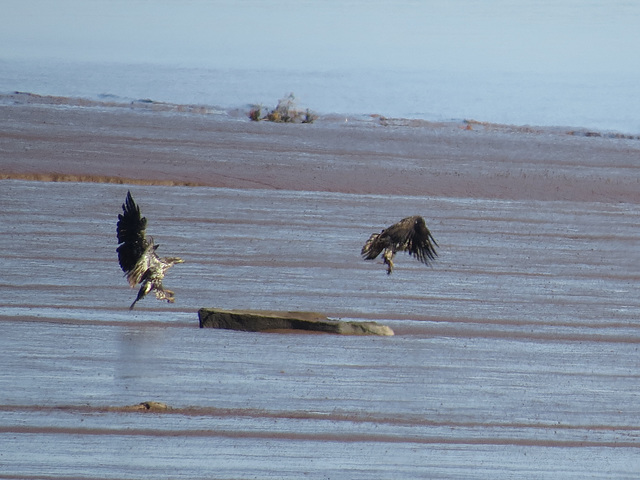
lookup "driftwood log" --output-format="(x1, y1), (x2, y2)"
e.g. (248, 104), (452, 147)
(198, 308), (394, 336)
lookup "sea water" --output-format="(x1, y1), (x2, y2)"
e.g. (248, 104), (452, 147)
(2, 0), (640, 133)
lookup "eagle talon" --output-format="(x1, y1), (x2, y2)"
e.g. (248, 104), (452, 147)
(383, 250), (395, 274)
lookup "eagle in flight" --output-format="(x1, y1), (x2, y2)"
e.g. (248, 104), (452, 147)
(116, 191), (184, 309)
(361, 215), (438, 274)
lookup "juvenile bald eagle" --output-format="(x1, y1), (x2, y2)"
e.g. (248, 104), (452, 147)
(117, 191), (184, 309)
(361, 215), (438, 274)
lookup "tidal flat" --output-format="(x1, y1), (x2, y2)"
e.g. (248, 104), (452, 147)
(1, 97), (639, 478)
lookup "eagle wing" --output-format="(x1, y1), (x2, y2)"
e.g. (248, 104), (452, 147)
(361, 232), (386, 260)
(403, 216), (438, 266)
(116, 191), (150, 286)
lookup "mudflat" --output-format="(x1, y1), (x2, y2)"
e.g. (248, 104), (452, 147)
(1, 94), (639, 479)
(2, 92), (638, 202)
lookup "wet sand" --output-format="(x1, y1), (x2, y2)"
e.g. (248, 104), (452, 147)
(1, 95), (639, 478)
(2, 92), (639, 202)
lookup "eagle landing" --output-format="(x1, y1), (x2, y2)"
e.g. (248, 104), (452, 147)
(116, 191), (184, 309)
(361, 215), (438, 274)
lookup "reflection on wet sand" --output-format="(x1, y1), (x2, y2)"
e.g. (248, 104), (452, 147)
(0, 101), (639, 478)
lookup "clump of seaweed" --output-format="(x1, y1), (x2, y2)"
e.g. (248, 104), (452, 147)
(249, 93), (317, 124)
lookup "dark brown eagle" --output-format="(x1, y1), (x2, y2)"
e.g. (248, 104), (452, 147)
(116, 191), (184, 309)
(361, 215), (438, 274)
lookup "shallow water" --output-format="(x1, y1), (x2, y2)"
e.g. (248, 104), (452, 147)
(1, 180), (639, 478)
(2, 0), (640, 132)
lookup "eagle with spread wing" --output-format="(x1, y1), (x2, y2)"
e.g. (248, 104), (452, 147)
(116, 191), (184, 309)
(361, 215), (438, 274)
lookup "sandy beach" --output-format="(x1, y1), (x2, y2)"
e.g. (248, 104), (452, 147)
(1, 94), (639, 478)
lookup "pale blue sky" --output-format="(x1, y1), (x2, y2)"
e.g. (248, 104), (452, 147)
(3, 0), (639, 74)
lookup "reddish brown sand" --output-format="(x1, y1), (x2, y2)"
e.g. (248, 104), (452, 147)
(2, 92), (638, 203)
